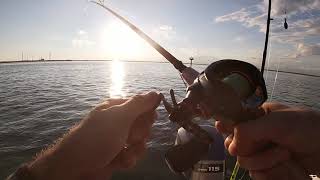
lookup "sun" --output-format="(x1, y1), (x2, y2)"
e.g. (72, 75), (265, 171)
(100, 20), (149, 60)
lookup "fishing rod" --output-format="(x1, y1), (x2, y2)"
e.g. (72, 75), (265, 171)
(261, 0), (271, 75)
(92, 1), (268, 179)
(231, 1), (273, 179)
(90, 1), (187, 72)
(261, 0), (288, 75)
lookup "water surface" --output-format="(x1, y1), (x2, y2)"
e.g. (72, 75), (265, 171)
(0, 61), (319, 179)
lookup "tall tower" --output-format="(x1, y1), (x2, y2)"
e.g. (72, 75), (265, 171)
(189, 57), (194, 67)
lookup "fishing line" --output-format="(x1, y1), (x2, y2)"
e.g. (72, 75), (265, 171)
(270, 58), (280, 101)
(266, 22), (283, 99)
(269, 3), (289, 101)
(284, 0), (288, 17)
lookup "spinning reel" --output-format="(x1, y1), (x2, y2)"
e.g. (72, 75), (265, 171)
(163, 60), (268, 173)
(164, 60), (267, 143)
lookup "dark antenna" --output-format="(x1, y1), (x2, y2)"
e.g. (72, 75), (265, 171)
(261, 0), (272, 75)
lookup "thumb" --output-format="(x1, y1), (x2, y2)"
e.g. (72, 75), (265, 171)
(121, 92), (161, 119)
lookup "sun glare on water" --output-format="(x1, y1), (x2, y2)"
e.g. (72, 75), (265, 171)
(110, 60), (125, 98)
(101, 20), (152, 98)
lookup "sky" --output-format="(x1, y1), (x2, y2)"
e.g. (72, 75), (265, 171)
(0, 0), (319, 72)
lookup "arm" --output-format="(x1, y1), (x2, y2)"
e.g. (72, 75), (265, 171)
(8, 92), (160, 180)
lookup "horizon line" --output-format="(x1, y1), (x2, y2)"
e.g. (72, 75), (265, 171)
(0, 59), (319, 78)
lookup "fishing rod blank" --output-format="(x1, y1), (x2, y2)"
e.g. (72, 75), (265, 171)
(91, 1), (187, 72)
(261, 0), (272, 75)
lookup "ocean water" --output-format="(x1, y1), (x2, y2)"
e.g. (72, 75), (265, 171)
(0, 61), (319, 179)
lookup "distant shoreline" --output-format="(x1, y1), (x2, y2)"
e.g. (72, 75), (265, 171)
(0, 59), (109, 64)
(1, 59), (319, 78)
(0, 59), (171, 64)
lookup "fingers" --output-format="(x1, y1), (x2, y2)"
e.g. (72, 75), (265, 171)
(217, 102), (291, 156)
(250, 160), (310, 180)
(94, 99), (128, 111)
(79, 93), (158, 179)
(224, 133), (233, 149)
(238, 146), (291, 171)
(127, 111), (156, 144)
(121, 92), (161, 120)
(227, 110), (294, 156)
(261, 102), (289, 114)
(215, 107), (265, 136)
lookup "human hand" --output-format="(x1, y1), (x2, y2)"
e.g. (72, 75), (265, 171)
(29, 92), (161, 180)
(216, 102), (320, 179)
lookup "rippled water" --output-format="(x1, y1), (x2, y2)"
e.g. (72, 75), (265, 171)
(0, 61), (319, 179)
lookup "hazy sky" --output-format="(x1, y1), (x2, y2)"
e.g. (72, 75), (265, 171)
(0, 0), (319, 69)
